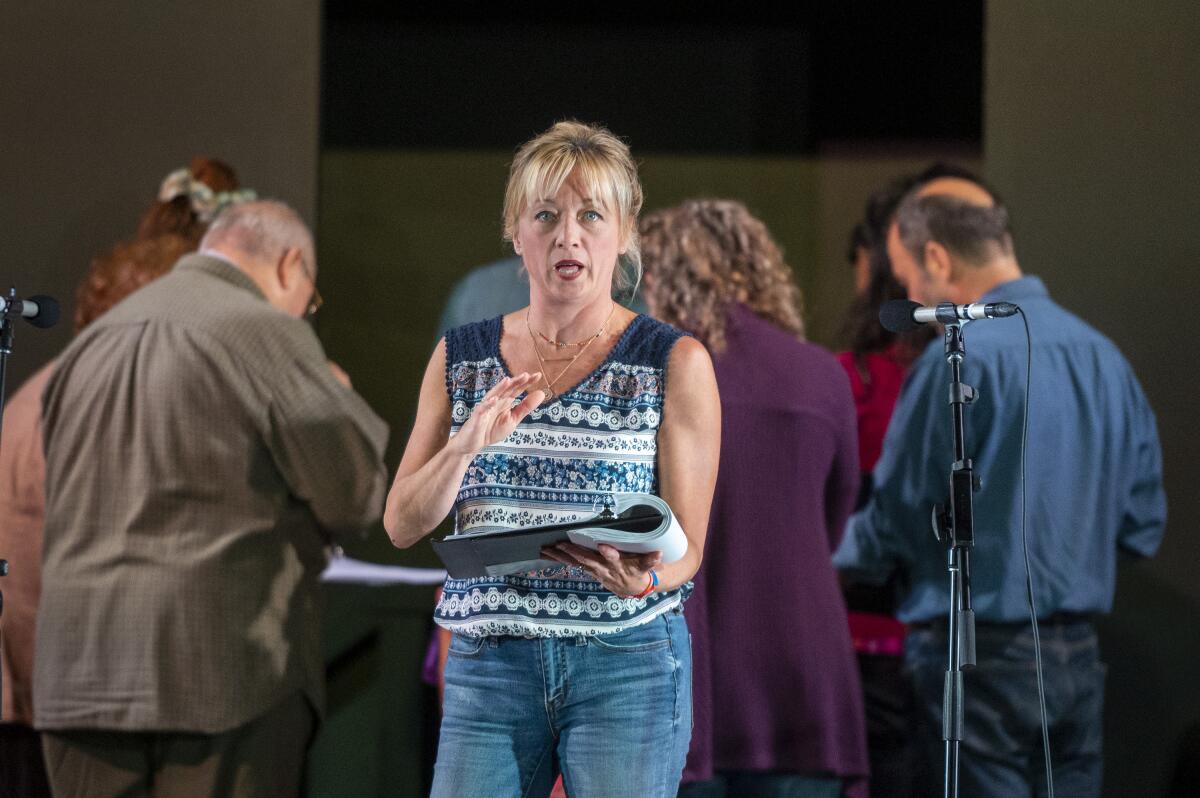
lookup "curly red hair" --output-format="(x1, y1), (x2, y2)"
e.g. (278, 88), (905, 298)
(74, 234), (192, 333)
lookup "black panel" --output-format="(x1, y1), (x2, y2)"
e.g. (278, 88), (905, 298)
(809, 4), (985, 142)
(322, 5), (982, 153)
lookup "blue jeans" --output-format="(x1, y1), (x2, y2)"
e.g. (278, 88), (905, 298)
(905, 621), (1105, 798)
(431, 606), (692, 798)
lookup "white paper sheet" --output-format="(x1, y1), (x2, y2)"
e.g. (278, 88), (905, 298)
(321, 554), (447, 586)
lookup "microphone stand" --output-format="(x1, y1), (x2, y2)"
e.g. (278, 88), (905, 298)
(0, 297), (13, 719)
(0, 288), (61, 720)
(0, 290), (15, 453)
(0, 286), (60, 719)
(931, 320), (980, 798)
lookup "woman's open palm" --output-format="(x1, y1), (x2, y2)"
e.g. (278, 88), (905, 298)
(451, 373), (545, 455)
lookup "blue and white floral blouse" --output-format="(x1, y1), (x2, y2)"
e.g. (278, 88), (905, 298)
(434, 313), (690, 637)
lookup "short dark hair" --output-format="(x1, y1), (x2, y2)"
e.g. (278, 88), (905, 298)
(846, 221), (872, 264)
(894, 192), (1013, 267)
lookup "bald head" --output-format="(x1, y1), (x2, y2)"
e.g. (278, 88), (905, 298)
(915, 176), (996, 207)
(200, 200), (319, 318)
(200, 200), (314, 266)
(887, 176), (1020, 305)
(893, 178), (1011, 269)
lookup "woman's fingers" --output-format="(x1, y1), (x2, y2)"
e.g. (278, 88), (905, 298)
(460, 396), (496, 430)
(543, 545), (586, 568)
(596, 544), (661, 570)
(513, 373), (543, 404)
(480, 376), (511, 402)
(510, 389), (545, 422)
(450, 373), (549, 456)
(482, 373), (543, 414)
(555, 543), (616, 576)
(539, 547), (567, 564)
(505, 372), (541, 391)
(540, 543), (657, 596)
(481, 373), (537, 405)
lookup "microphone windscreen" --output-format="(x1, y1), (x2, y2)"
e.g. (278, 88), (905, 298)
(879, 299), (921, 333)
(27, 295), (60, 329)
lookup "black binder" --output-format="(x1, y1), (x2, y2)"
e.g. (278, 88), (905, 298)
(432, 495), (682, 579)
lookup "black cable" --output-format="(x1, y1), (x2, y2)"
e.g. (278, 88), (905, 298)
(1017, 307), (1055, 797)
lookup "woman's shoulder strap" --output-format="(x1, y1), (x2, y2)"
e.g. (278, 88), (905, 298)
(616, 314), (691, 370)
(444, 316), (503, 367)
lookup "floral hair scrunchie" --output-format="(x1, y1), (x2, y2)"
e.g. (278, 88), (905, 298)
(157, 167), (258, 223)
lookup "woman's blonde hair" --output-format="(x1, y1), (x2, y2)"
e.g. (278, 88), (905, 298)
(639, 199), (805, 353)
(502, 120), (644, 297)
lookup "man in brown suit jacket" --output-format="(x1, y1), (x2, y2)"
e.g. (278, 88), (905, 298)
(34, 201), (389, 797)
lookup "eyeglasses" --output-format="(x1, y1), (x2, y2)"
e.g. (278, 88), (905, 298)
(298, 257), (323, 317)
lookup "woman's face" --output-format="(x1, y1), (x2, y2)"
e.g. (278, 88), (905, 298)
(513, 174), (625, 308)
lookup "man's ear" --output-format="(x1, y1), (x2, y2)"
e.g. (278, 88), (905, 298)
(923, 240), (955, 283)
(276, 247), (304, 289)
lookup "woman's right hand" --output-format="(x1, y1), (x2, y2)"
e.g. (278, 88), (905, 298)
(385, 345), (543, 548)
(447, 373), (545, 458)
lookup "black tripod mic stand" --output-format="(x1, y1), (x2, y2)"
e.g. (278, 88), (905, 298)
(0, 295), (14, 720)
(931, 320), (983, 798)
(0, 286), (61, 718)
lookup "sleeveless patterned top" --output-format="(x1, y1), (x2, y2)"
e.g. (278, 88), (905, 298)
(434, 313), (690, 637)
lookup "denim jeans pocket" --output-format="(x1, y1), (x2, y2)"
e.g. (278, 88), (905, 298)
(589, 616), (672, 653)
(447, 633), (488, 658)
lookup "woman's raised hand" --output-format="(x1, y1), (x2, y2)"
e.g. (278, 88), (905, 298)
(448, 373), (545, 457)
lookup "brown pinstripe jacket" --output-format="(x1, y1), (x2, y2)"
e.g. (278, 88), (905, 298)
(34, 254), (389, 733)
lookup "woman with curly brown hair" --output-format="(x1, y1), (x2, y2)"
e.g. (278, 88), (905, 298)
(640, 199), (869, 798)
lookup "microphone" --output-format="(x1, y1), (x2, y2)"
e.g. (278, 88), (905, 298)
(879, 299), (1018, 333)
(0, 294), (60, 329)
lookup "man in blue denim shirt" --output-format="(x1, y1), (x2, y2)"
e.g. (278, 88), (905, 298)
(835, 177), (1167, 797)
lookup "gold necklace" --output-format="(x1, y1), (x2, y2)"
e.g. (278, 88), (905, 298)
(537, 329), (596, 349)
(525, 305), (615, 400)
(529, 303), (617, 350)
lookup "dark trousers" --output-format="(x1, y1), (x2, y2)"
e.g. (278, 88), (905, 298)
(905, 621), (1104, 798)
(858, 653), (917, 798)
(0, 722), (52, 798)
(679, 772), (842, 798)
(41, 692), (314, 798)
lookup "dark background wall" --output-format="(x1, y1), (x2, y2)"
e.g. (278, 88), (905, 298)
(0, 0), (320, 389)
(986, 3), (1200, 795)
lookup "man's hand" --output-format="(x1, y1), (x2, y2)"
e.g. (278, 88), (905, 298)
(328, 360), (352, 388)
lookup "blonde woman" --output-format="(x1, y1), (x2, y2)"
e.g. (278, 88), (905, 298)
(384, 122), (720, 797)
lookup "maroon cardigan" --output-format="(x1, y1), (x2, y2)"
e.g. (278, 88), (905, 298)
(682, 305), (869, 796)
